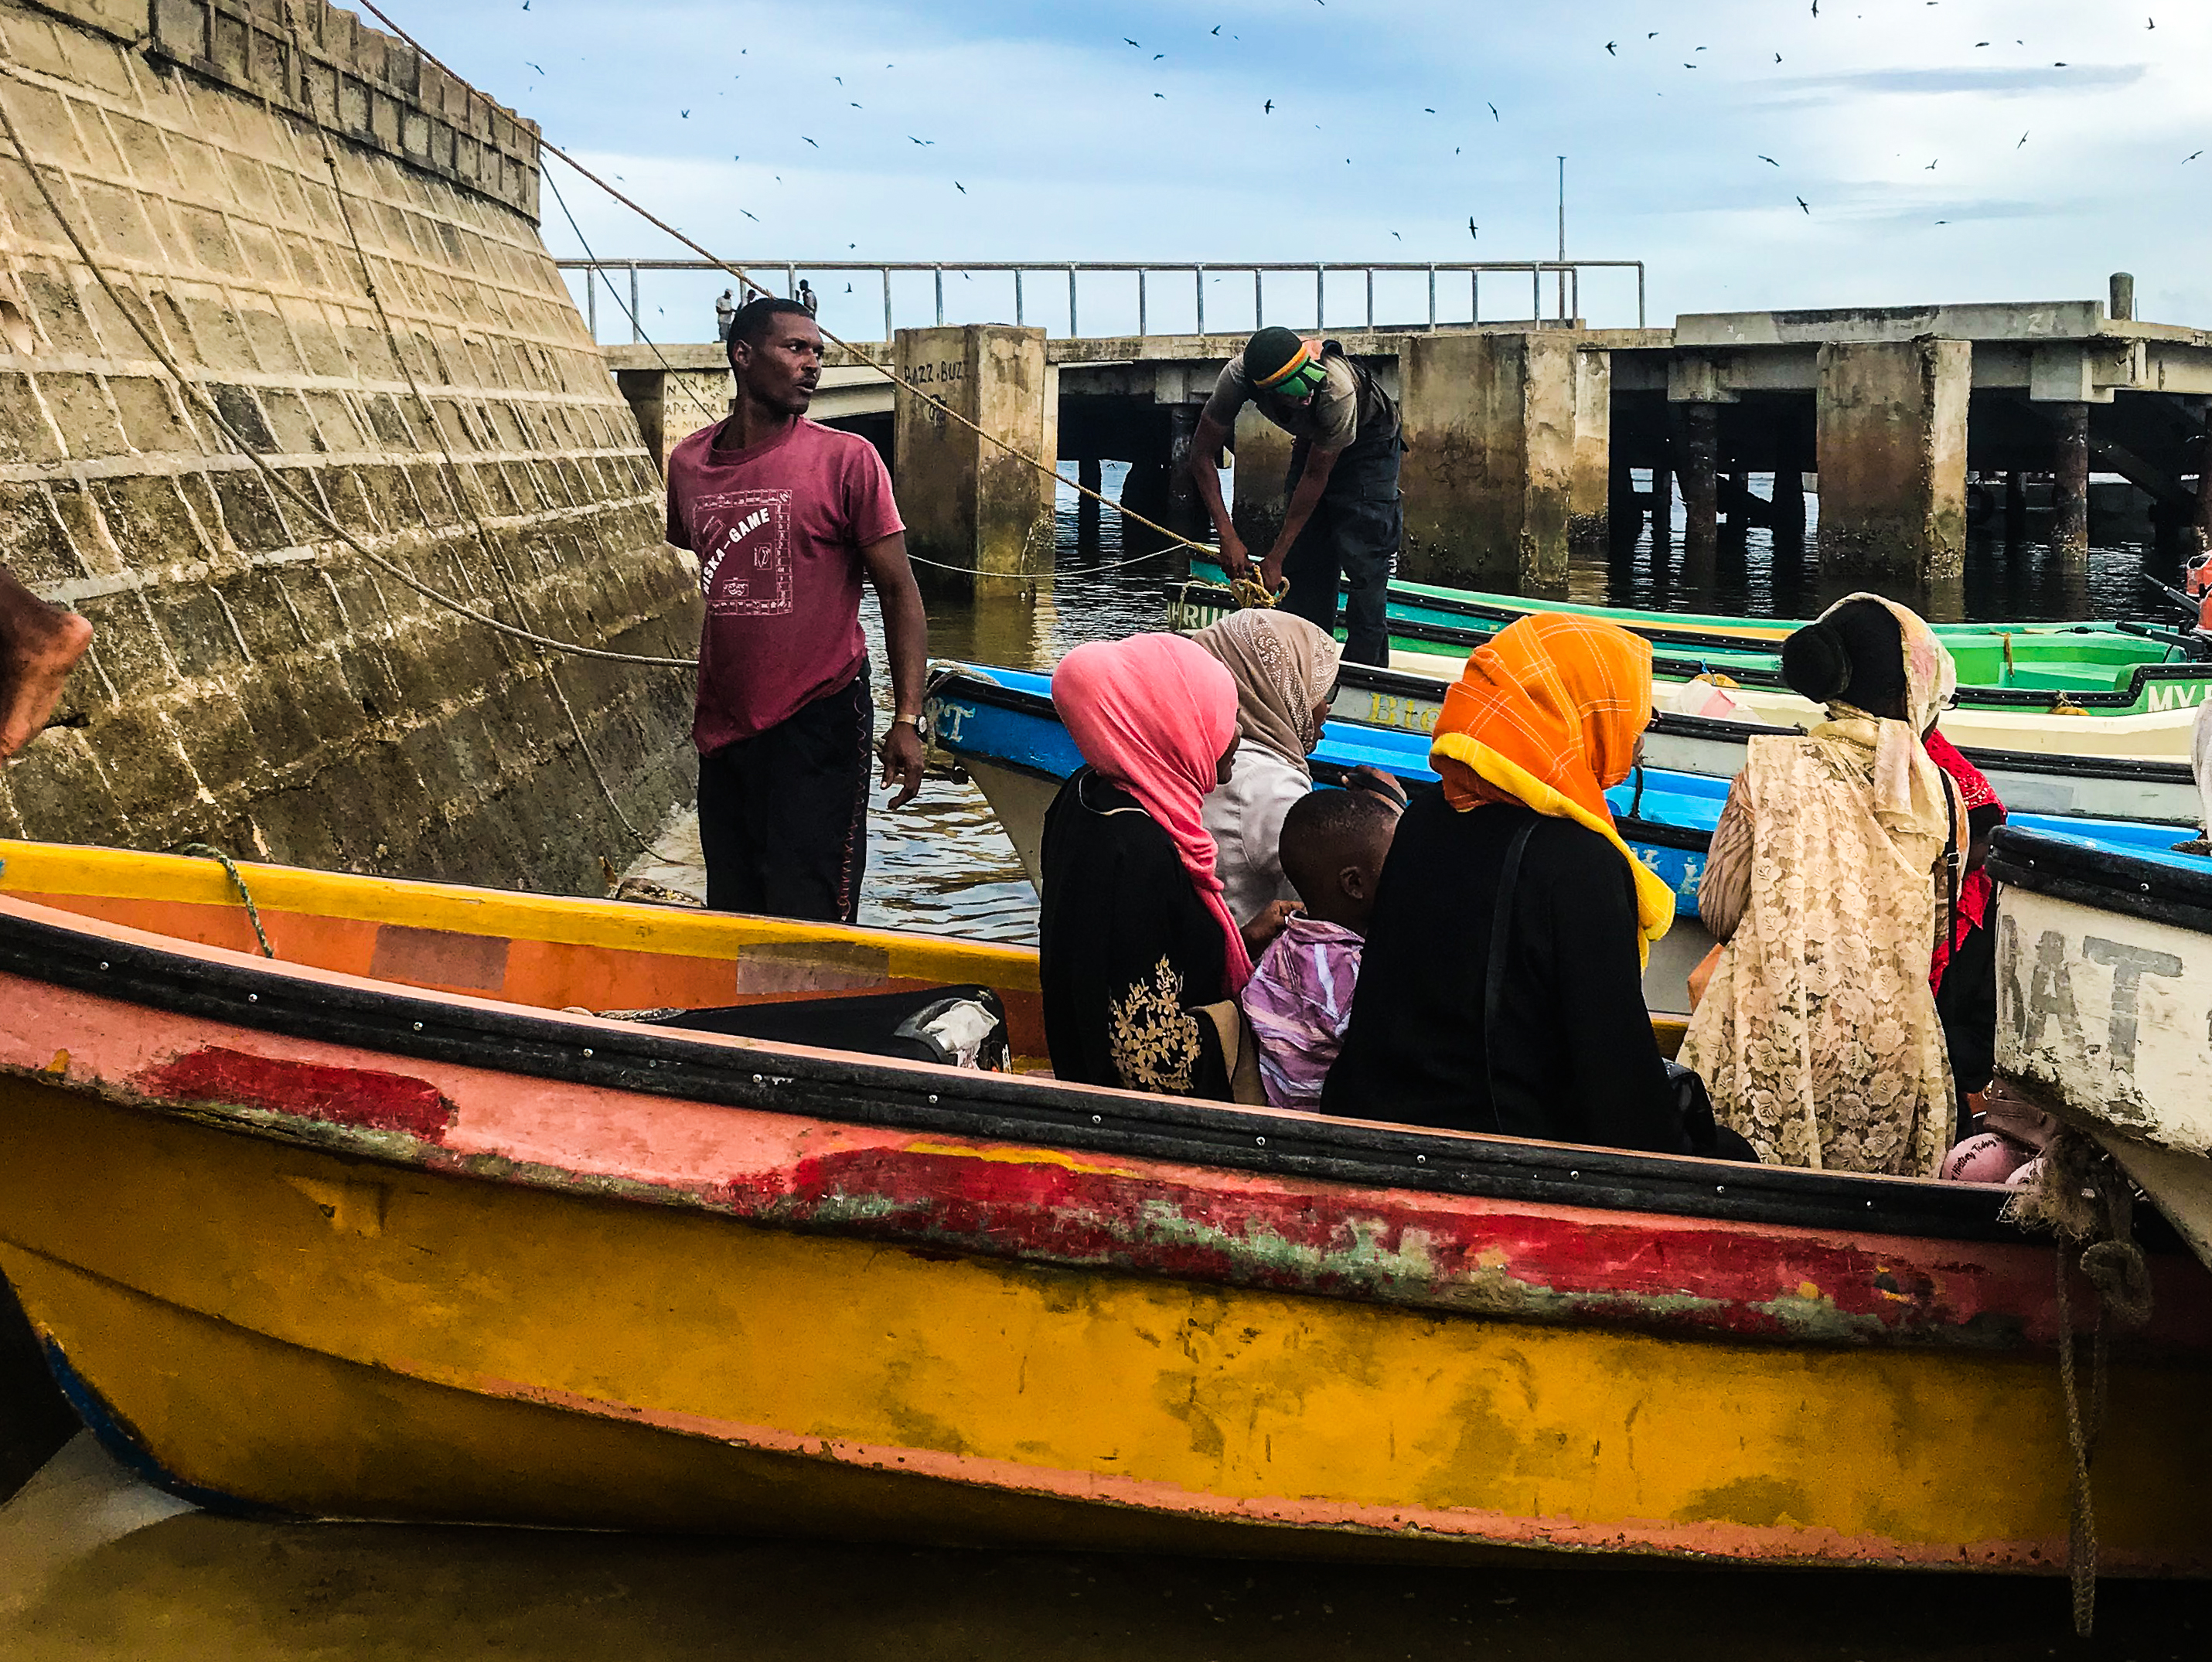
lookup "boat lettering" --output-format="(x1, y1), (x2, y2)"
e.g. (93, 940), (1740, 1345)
(2083, 937), (2186, 1074)
(926, 699), (974, 744)
(2001, 918), (2192, 1077)
(2147, 680), (2210, 713)
(1363, 693), (1439, 735)
(2002, 921), (2084, 1053)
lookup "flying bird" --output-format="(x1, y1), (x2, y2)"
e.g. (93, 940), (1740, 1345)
(1424, 107), (1436, 113)
(1925, 158), (1937, 169)
(1154, 53), (1164, 59)
(1264, 99), (1273, 112)
(954, 181), (966, 193)
(2018, 131), (2030, 147)
(739, 209), (759, 222)
(1758, 154), (1780, 165)
(1468, 217), (1478, 238)
(1390, 230), (1402, 240)
(801, 135), (817, 147)
(1811, 0), (1818, 14)
(1796, 196), (1809, 213)
(525, 61), (544, 73)
(1156, 92), (1167, 98)
(680, 108), (689, 117)
(1123, 37), (1139, 46)
(1775, 53), (1782, 62)
(1212, 25), (1221, 33)
(2186, 150), (2204, 162)
(1606, 40), (1617, 54)
(1488, 102), (1499, 120)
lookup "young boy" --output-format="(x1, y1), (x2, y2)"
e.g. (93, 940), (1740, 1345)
(1239, 786), (1401, 1109)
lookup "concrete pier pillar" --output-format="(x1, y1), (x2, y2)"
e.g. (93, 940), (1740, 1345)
(1676, 404), (1719, 562)
(1077, 454), (1102, 543)
(1166, 405), (1204, 541)
(2005, 470), (2029, 542)
(894, 324), (1055, 594)
(1398, 331), (1610, 593)
(1814, 338), (1970, 579)
(2050, 402), (2090, 557)
(1228, 404), (1294, 560)
(1771, 468), (1807, 540)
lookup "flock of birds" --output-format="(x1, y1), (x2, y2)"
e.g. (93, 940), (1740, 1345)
(509, 2), (2205, 252)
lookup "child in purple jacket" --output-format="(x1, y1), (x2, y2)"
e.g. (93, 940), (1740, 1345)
(1240, 788), (1402, 1109)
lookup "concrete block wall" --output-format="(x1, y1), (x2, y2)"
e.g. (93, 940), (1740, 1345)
(0, 0), (702, 892)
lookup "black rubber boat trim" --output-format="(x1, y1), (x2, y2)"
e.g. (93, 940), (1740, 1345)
(1991, 826), (2212, 938)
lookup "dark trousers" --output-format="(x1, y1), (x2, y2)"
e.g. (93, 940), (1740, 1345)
(697, 668), (872, 922)
(1280, 427), (1403, 668)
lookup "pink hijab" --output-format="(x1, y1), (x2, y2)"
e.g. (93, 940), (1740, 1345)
(1051, 634), (1253, 992)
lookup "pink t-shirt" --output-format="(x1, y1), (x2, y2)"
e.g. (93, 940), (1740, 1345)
(664, 417), (904, 752)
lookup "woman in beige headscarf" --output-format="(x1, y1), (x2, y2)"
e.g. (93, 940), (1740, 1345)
(1189, 609), (1348, 925)
(1679, 593), (1967, 1177)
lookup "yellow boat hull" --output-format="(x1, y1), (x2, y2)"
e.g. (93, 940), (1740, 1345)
(2, 1077), (2207, 1568)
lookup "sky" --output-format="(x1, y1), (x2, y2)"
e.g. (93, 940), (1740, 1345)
(399, 0), (2212, 345)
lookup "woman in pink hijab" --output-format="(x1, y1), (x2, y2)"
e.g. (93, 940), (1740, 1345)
(1042, 633), (1273, 1099)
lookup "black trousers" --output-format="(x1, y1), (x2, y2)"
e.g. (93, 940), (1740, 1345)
(697, 668), (872, 922)
(1280, 425), (1403, 668)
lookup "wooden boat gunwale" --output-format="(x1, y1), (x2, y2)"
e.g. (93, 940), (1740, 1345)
(1989, 826), (2212, 937)
(1171, 581), (2212, 713)
(0, 889), (2055, 1254)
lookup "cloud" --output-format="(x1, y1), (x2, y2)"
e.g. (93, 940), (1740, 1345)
(1771, 63), (2145, 97)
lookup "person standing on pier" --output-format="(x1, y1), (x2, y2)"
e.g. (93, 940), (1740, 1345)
(1187, 326), (1403, 666)
(664, 295), (929, 922)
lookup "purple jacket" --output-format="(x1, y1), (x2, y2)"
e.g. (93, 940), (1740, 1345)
(1240, 916), (1364, 1109)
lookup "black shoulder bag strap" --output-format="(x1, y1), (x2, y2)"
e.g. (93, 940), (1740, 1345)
(1483, 816), (1540, 1138)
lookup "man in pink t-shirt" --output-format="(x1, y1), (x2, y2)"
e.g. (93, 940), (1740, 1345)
(664, 296), (929, 922)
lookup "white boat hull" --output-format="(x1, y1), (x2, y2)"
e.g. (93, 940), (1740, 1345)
(1994, 874), (2212, 1267)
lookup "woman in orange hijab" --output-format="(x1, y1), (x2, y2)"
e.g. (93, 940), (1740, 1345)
(1322, 615), (1732, 1156)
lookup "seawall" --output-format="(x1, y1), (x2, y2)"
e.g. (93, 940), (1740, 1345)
(0, 0), (701, 891)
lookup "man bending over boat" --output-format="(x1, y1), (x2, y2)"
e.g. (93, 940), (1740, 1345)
(1187, 328), (1402, 667)
(0, 566), (91, 761)
(663, 295), (929, 921)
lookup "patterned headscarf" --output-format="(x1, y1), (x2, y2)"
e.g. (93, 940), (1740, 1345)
(1191, 609), (1345, 775)
(1051, 634), (1253, 991)
(1810, 593), (1960, 849)
(1429, 614), (1675, 962)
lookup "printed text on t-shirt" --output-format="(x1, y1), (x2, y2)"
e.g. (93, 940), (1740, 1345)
(694, 489), (794, 615)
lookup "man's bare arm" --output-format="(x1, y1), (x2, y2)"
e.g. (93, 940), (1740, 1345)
(1185, 412), (1248, 577)
(861, 531), (929, 809)
(1260, 444), (1341, 591)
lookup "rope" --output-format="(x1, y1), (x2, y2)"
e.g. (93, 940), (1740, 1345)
(177, 843), (275, 958)
(0, 77), (697, 673)
(2053, 1241), (2101, 1640)
(275, 1), (650, 849)
(541, 166), (728, 427)
(349, 0), (1227, 581)
(2006, 1127), (2156, 1640)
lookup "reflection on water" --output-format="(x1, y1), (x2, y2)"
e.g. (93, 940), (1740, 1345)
(1588, 479), (2184, 624)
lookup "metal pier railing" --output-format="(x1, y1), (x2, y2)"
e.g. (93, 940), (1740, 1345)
(551, 258), (1647, 344)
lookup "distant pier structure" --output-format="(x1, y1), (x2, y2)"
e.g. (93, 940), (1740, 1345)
(578, 261), (2212, 593)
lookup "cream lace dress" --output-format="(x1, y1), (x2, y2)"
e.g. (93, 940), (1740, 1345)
(1679, 730), (1955, 1177)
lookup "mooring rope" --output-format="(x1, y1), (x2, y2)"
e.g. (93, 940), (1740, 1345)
(0, 77), (697, 672)
(276, 1), (651, 846)
(349, 0), (1232, 589)
(177, 843), (276, 958)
